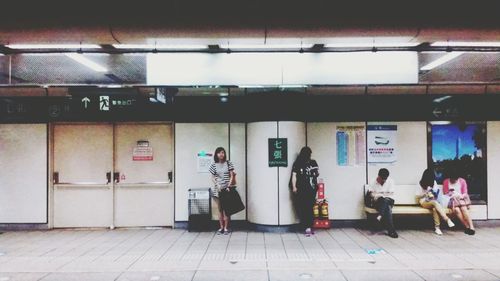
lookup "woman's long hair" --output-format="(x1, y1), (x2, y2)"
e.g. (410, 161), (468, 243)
(293, 146), (312, 168)
(419, 168), (435, 189)
(213, 147), (227, 163)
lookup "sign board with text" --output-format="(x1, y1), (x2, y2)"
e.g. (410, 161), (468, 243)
(132, 140), (153, 161)
(268, 138), (288, 167)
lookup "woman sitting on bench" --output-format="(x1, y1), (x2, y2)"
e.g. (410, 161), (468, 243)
(443, 169), (475, 235)
(416, 169), (455, 235)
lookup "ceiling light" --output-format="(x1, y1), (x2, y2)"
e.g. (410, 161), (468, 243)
(432, 41), (500, 47)
(147, 52), (417, 85)
(279, 84), (308, 88)
(65, 53), (107, 72)
(420, 52), (464, 71)
(101, 85), (122, 88)
(325, 42), (419, 48)
(220, 44), (314, 49)
(237, 85), (266, 88)
(6, 44), (101, 49)
(430, 121), (452, 125)
(112, 44), (207, 49)
(433, 95), (452, 103)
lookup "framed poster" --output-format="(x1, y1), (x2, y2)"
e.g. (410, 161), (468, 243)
(336, 126), (365, 166)
(367, 125), (397, 164)
(431, 122), (486, 201)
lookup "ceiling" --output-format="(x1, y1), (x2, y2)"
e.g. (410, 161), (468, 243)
(0, 1), (498, 44)
(0, 52), (498, 86)
(0, 1), (498, 87)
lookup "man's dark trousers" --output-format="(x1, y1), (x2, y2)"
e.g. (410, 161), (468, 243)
(375, 197), (396, 233)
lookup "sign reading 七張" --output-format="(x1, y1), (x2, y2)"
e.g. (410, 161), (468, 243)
(367, 125), (397, 164)
(268, 138), (288, 167)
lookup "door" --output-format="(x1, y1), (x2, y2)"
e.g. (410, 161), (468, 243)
(114, 123), (174, 227)
(53, 124), (114, 227)
(53, 123), (174, 228)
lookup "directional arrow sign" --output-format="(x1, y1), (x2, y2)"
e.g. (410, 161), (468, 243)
(82, 97), (90, 109)
(432, 108), (442, 118)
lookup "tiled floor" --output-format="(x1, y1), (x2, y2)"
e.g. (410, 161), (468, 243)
(1, 227), (500, 280)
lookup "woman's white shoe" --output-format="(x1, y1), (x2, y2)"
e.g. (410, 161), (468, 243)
(435, 228), (443, 235)
(447, 219), (455, 228)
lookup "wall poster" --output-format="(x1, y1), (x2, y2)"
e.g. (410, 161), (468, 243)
(367, 125), (397, 164)
(197, 151), (213, 173)
(336, 126), (365, 166)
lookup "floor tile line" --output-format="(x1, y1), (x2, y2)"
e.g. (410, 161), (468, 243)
(295, 233), (312, 260)
(36, 230), (92, 257)
(112, 229), (158, 262)
(123, 229), (172, 267)
(123, 231), (170, 270)
(51, 230), (124, 272)
(355, 228), (407, 261)
(91, 229), (149, 261)
(47, 230), (110, 261)
(157, 229), (188, 261)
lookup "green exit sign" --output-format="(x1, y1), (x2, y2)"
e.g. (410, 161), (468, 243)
(269, 138), (288, 167)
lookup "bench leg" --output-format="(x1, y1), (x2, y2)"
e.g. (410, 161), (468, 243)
(366, 213), (381, 231)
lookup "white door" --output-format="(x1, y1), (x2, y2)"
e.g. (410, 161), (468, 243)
(114, 123), (174, 227)
(0, 124), (47, 223)
(53, 123), (174, 228)
(53, 124), (114, 227)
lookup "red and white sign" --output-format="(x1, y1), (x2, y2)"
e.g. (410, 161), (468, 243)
(317, 183), (325, 200)
(133, 141), (153, 161)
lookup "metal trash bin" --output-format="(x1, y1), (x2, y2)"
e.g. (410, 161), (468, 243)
(188, 188), (212, 232)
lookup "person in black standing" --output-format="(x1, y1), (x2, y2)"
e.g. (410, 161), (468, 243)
(291, 146), (319, 236)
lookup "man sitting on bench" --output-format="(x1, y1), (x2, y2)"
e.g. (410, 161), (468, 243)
(369, 168), (398, 238)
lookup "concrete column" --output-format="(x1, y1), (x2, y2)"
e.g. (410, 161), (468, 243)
(247, 121), (305, 226)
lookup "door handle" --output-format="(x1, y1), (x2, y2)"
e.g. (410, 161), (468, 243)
(106, 172), (111, 184)
(53, 172), (59, 184)
(114, 172), (120, 183)
(168, 171), (173, 183)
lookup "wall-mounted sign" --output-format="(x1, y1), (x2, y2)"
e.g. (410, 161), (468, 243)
(269, 138), (288, 167)
(81, 97), (91, 109)
(133, 140), (153, 161)
(197, 151), (213, 173)
(99, 96), (110, 111)
(367, 125), (397, 164)
(336, 126), (365, 166)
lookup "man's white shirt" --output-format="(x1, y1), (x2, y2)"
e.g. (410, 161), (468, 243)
(369, 177), (395, 201)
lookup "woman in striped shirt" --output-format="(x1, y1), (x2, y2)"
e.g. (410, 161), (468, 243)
(209, 147), (235, 235)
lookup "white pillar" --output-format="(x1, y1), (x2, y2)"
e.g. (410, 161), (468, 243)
(247, 121), (305, 226)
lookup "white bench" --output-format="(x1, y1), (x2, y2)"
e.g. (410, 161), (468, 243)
(363, 184), (453, 215)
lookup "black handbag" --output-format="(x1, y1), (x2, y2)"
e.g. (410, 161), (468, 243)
(220, 187), (245, 216)
(364, 190), (375, 208)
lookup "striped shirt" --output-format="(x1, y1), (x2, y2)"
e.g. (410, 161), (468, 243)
(209, 160), (234, 197)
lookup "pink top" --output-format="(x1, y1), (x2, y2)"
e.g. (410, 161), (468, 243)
(442, 178), (468, 195)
